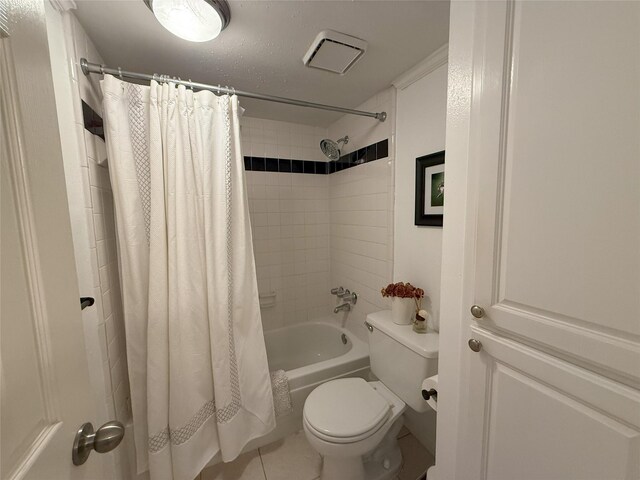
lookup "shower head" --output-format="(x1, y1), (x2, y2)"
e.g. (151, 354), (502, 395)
(320, 136), (349, 161)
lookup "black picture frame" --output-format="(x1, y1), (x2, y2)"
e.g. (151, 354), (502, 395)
(415, 150), (445, 227)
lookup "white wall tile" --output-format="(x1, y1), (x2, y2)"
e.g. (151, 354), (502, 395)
(62, 12), (132, 429)
(84, 129), (96, 160)
(326, 89), (396, 342)
(243, 101), (394, 337)
(243, 116), (331, 328)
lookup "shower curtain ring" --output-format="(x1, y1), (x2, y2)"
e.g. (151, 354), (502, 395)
(188, 79), (193, 90)
(118, 67), (123, 80)
(100, 64), (105, 75)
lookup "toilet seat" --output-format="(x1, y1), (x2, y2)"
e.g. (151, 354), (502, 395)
(303, 378), (392, 444)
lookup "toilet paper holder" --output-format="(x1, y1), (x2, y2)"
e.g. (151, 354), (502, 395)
(422, 388), (437, 401)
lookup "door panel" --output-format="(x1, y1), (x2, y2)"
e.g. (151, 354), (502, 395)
(472, 0), (640, 382)
(444, 2), (640, 479)
(502, 1), (640, 333)
(469, 327), (640, 480)
(0, 146), (59, 479)
(1, 1), (107, 478)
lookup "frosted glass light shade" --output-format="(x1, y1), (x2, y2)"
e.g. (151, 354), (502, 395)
(152, 0), (225, 42)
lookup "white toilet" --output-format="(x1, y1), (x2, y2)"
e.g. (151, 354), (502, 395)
(303, 310), (439, 480)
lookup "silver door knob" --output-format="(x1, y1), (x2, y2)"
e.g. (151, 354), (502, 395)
(468, 339), (482, 352)
(470, 305), (485, 318)
(72, 421), (125, 465)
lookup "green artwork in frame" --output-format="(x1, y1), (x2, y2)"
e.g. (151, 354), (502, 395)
(415, 150), (445, 227)
(430, 171), (445, 208)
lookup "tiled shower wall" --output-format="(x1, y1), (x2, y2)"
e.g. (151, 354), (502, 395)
(46, 7), (135, 479)
(241, 118), (331, 329)
(241, 91), (395, 339)
(328, 89), (396, 342)
(63, 12), (131, 425)
(241, 116), (328, 162)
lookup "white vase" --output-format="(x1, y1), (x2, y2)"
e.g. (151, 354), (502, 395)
(391, 297), (415, 325)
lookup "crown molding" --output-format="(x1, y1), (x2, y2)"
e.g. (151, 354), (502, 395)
(392, 43), (448, 90)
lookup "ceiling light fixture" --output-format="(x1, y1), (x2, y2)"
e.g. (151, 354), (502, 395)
(143, 0), (230, 42)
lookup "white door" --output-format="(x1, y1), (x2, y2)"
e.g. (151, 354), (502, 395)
(446, 1), (640, 479)
(1, 1), (113, 479)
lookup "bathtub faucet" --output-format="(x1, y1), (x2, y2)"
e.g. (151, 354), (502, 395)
(330, 286), (345, 296)
(334, 303), (351, 314)
(333, 290), (357, 314)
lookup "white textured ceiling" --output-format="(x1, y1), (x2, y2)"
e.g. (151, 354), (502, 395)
(74, 0), (450, 126)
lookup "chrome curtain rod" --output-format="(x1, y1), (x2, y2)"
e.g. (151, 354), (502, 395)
(80, 58), (387, 122)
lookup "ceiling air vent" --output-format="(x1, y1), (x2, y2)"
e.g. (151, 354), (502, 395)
(302, 30), (367, 75)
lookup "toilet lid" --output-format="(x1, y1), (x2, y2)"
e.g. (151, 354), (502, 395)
(303, 378), (391, 440)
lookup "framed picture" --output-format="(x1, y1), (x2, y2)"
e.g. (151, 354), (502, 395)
(415, 150), (445, 226)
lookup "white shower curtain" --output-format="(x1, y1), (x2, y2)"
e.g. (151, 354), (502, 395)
(101, 75), (275, 480)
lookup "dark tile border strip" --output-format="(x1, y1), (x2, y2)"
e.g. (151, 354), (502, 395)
(244, 157), (329, 174)
(82, 100), (105, 140)
(244, 138), (388, 175)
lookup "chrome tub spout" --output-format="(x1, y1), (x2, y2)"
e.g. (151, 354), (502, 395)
(334, 303), (351, 314)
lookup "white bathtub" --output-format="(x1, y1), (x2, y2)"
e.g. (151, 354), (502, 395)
(266, 321), (368, 383)
(128, 321), (370, 472)
(243, 319), (370, 451)
(127, 320), (370, 471)
(200, 320), (369, 467)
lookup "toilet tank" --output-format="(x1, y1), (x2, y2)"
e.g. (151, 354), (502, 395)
(366, 310), (438, 412)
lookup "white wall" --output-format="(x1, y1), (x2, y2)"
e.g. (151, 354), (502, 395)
(241, 116), (327, 162)
(327, 88), (395, 342)
(393, 54), (448, 332)
(391, 48), (448, 456)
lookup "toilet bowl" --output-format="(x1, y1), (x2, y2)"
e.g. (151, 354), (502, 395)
(303, 310), (440, 480)
(303, 378), (406, 480)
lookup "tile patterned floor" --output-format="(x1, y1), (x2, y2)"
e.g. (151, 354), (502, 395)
(198, 426), (435, 480)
